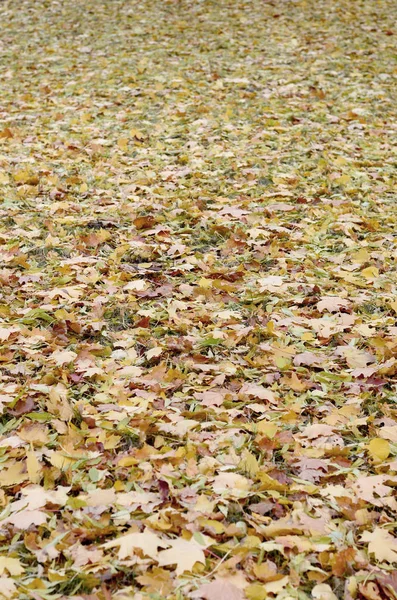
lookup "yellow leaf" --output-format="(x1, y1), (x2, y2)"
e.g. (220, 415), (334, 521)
(49, 452), (75, 470)
(335, 174), (351, 186)
(239, 449), (259, 477)
(312, 584), (338, 600)
(198, 278), (213, 289)
(136, 567), (173, 596)
(254, 561), (277, 581)
(265, 320), (275, 336)
(256, 421), (278, 439)
(13, 170), (30, 183)
(334, 156), (348, 166)
(117, 137), (129, 152)
(118, 456), (138, 467)
(47, 384), (73, 421)
(194, 495), (216, 514)
(0, 557), (24, 576)
(245, 584), (267, 600)
(242, 535), (262, 549)
(130, 128), (145, 140)
(124, 279), (148, 291)
(0, 462), (28, 487)
(275, 355), (291, 369)
(368, 438), (390, 462)
(103, 434), (121, 450)
(264, 576), (289, 594)
(27, 450), (41, 484)
(352, 248), (370, 264)
(258, 473), (286, 492)
(198, 519), (226, 535)
(361, 266), (379, 280)
(19, 423), (49, 447)
(301, 331), (315, 342)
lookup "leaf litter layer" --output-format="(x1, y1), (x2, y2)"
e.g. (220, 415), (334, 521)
(0, 0), (397, 598)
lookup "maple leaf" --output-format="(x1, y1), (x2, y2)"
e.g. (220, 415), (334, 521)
(239, 449), (260, 477)
(317, 296), (350, 313)
(193, 579), (244, 600)
(378, 426), (397, 443)
(0, 327), (18, 342)
(361, 528), (397, 564)
(0, 558), (24, 577)
(136, 567), (173, 596)
(10, 485), (70, 511)
(335, 345), (375, 369)
(300, 424), (335, 439)
(102, 528), (169, 559)
(50, 349), (77, 366)
(0, 461), (28, 487)
(258, 276), (284, 291)
(68, 543), (104, 569)
(312, 584), (338, 600)
(352, 475), (397, 508)
(294, 457), (328, 483)
(0, 577), (16, 599)
(194, 390), (226, 407)
(239, 382), (276, 402)
(157, 538), (206, 575)
(293, 352), (325, 367)
(3, 509), (48, 529)
(212, 473), (251, 498)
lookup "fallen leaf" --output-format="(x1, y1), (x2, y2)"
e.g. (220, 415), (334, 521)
(0, 558), (24, 577)
(50, 349), (77, 366)
(239, 383), (276, 402)
(361, 528), (397, 563)
(312, 583), (338, 600)
(157, 538), (206, 575)
(368, 438), (390, 462)
(317, 296), (350, 313)
(102, 529), (169, 559)
(193, 579), (244, 600)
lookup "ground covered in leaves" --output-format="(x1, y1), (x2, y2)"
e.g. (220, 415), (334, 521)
(0, 0), (397, 598)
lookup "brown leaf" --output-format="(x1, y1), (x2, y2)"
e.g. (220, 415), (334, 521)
(8, 396), (35, 416)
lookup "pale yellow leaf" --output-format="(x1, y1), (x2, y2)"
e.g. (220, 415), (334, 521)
(50, 349), (77, 366)
(124, 279), (148, 291)
(146, 347), (163, 360)
(0, 558), (24, 577)
(157, 538), (206, 575)
(26, 450), (41, 483)
(311, 583), (338, 600)
(102, 528), (169, 559)
(361, 528), (397, 563)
